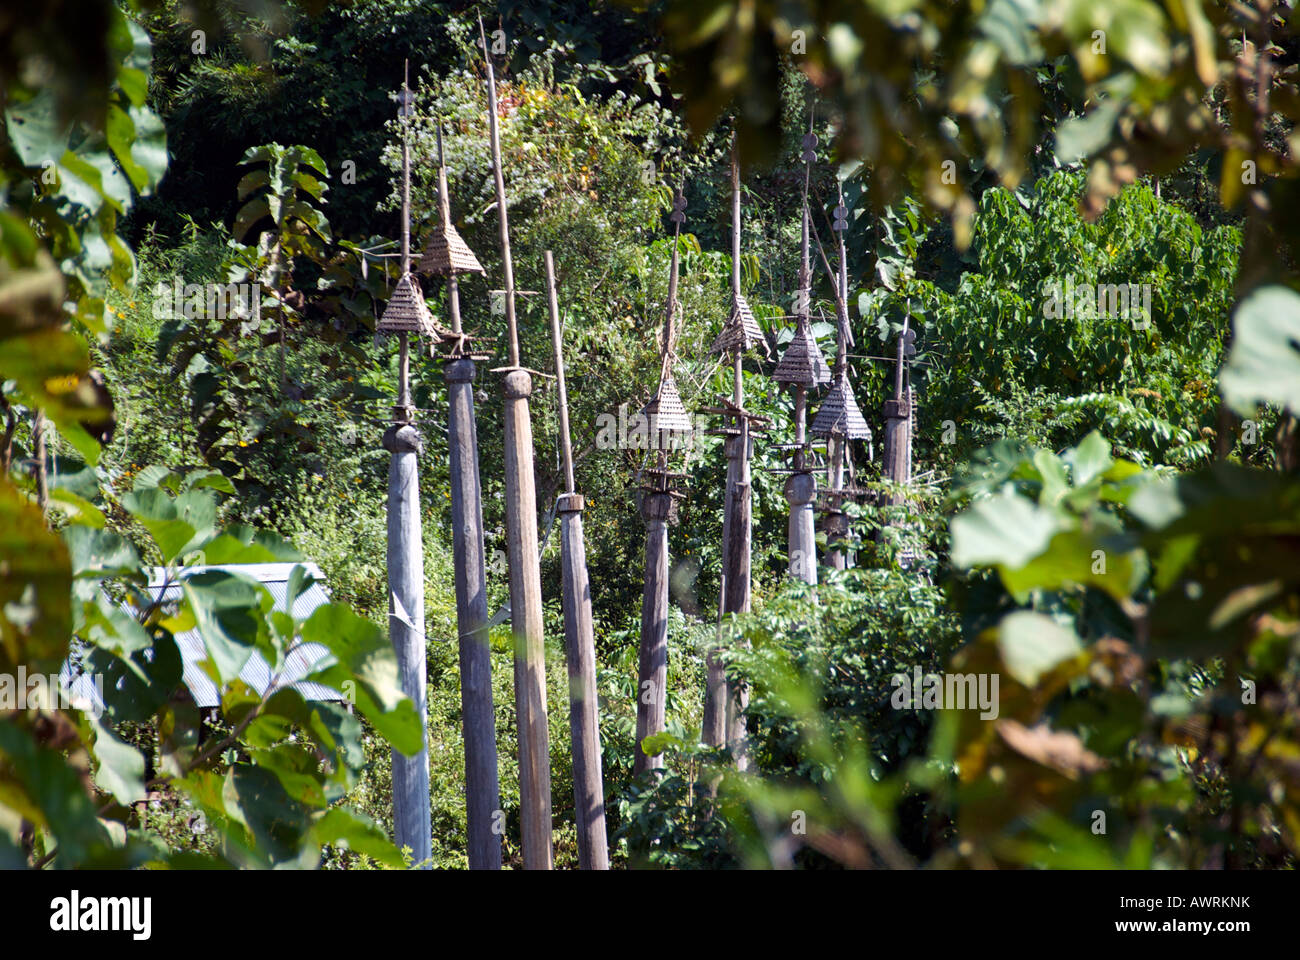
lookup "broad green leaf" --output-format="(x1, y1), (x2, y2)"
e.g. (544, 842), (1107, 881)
(222, 764), (311, 867)
(310, 808), (405, 868)
(1062, 430), (1112, 487)
(200, 528), (301, 564)
(0, 719), (112, 865)
(85, 633), (183, 723)
(1220, 285), (1300, 416)
(951, 487), (1061, 570)
(996, 611), (1083, 686)
(47, 487), (105, 528)
(90, 715), (146, 805)
(0, 479), (72, 675)
(300, 604), (422, 755)
(182, 572), (271, 687)
(998, 527), (1145, 602)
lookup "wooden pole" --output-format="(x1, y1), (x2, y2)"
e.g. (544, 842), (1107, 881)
(882, 311), (912, 504)
(480, 17), (552, 870)
(636, 491), (672, 774)
(825, 181), (853, 570)
(636, 189), (684, 776)
(702, 147), (743, 751)
(384, 60), (431, 867)
(545, 251), (610, 870)
(721, 139), (752, 768)
(786, 197), (818, 587)
(438, 124), (502, 871)
(32, 408), (48, 513)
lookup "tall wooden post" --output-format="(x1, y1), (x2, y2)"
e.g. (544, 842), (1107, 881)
(635, 190), (689, 776)
(703, 136), (769, 766)
(772, 175), (829, 585)
(382, 62), (431, 868)
(480, 18), (552, 869)
(545, 251), (610, 870)
(636, 489), (673, 775)
(420, 123), (501, 870)
(882, 311), (914, 505)
(812, 181), (871, 566)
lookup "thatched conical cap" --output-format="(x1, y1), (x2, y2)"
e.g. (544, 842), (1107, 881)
(640, 374), (693, 435)
(378, 273), (438, 337)
(711, 293), (769, 357)
(811, 374), (871, 439)
(418, 223), (484, 276)
(772, 320), (830, 386)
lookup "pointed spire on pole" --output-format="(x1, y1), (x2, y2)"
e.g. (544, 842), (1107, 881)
(420, 121), (486, 283)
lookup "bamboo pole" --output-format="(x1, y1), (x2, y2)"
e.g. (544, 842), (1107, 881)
(545, 251), (609, 870)
(480, 17), (552, 870)
(702, 146), (742, 751)
(384, 61), (431, 868)
(437, 123), (502, 871)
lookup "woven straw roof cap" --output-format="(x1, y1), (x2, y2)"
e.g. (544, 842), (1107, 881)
(811, 374), (872, 439)
(640, 374), (693, 434)
(418, 222), (484, 276)
(378, 273), (438, 338)
(772, 320), (830, 386)
(711, 293), (769, 357)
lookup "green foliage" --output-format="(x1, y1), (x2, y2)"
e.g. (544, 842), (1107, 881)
(1, 465), (421, 868)
(859, 170), (1240, 472)
(1, 3), (168, 466)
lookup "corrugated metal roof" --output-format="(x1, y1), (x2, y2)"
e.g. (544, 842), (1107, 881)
(63, 562), (342, 710)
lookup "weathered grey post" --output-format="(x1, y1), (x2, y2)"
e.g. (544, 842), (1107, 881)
(635, 189), (691, 776)
(417, 124), (501, 870)
(812, 181), (871, 567)
(772, 127), (830, 586)
(480, 18), (552, 869)
(377, 64), (435, 868)
(882, 310), (915, 505)
(544, 250), (610, 870)
(702, 137), (769, 764)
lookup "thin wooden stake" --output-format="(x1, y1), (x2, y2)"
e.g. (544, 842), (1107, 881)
(546, 251), (609, 870)
(480, 16), (552, 869)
